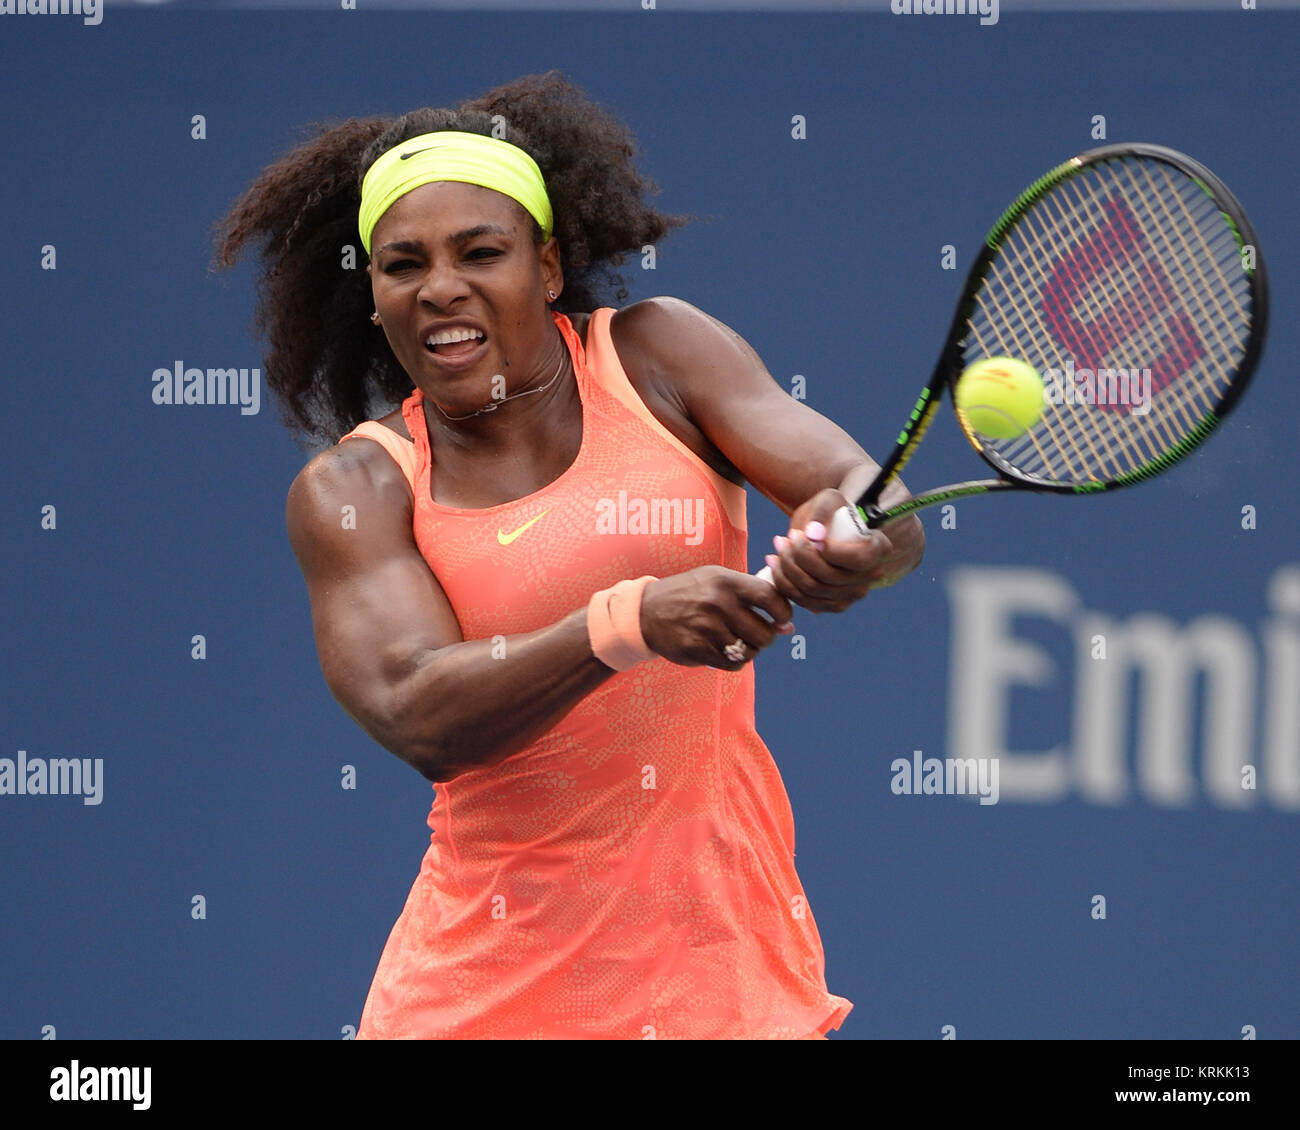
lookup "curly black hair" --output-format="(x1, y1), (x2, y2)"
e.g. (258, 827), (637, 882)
(210, 70), (696, 447)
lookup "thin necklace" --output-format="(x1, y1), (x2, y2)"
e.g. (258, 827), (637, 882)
(431, 347), (568, 422)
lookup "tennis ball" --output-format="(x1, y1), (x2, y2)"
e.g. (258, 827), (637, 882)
(955, 357), (1044, 439)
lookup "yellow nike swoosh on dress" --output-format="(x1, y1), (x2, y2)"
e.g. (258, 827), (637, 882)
(497, 509), (550, 546)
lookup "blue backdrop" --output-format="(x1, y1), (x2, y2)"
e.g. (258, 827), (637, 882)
(2, 2), (1296, 1040)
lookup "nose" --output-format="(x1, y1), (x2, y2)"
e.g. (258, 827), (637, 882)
(416, 258), (470, 309)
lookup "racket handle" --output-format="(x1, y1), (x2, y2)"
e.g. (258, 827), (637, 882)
(753, 504), (870, 587)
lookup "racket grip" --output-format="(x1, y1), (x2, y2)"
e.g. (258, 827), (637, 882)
(825, 504), (871, 540)
(752, 504), (870, 606)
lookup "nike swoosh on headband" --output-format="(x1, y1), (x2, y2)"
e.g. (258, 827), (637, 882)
(399, 146), (442, 160)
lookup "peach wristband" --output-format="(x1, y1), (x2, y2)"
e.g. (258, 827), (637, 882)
(587, 575), (658, 671)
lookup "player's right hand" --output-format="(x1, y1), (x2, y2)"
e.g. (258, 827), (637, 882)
(639, 566), (794, 669)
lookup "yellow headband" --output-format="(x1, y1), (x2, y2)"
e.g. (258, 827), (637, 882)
(358, 130), (553, 255)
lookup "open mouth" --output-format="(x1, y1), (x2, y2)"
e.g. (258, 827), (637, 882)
(424, 330), (487, 359)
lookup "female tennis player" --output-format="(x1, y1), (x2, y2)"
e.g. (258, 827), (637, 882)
(213, 71), (924, 1039)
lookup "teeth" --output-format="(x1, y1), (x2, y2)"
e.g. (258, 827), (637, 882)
(427, 327), (485, 346)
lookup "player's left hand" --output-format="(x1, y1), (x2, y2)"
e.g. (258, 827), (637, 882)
(763, 488), (925, 613)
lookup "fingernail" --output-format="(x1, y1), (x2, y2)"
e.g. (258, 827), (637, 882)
(789, 529), (806, 547)
(774, 535), (789, 552)
(776, 621), (794, 634)
(765, 553), (778, 569)
(805, 520), (826, 542)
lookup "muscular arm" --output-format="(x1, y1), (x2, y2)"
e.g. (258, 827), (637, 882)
(613, 297), (916, 514)
(612, 297), (925, 583)
(285, 439), (616, 782)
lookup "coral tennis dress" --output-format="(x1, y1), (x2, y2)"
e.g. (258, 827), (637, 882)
(336, 307), (851, 1039)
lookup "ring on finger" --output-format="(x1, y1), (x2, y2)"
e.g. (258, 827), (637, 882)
(722, 638), (748, 663)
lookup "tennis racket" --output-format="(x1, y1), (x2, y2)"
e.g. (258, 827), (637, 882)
(756, 142), (1268, 584)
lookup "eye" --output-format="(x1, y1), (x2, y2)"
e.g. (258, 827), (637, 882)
(468, 248), (501, 260)
(384, 259), (417, 273)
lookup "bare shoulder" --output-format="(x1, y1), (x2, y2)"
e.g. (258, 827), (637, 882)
(607, 298), (746, 484)
(609, 296), (763, 426)
(285, 432), (413, 554)
(610, 296), (751, 365)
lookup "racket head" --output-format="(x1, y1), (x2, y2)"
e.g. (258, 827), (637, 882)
(944, 143), (1268, 495)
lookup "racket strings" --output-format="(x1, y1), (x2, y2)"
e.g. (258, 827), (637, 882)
(981, 229), (1132, 475)
(1004, 175), (1198, 474)
(978, 189), (1161, 478)
(1075, 166), (1233, 430)
(1102, 169), (1227, 449)
(1047, 176), (1202, 462)
(986, 161), (1246, 479)
(963, 154), (1254, 487)
(1135, 162), (1248, 391)
(978, 201), (1155, 479)
(982, 188), (1143, 475)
